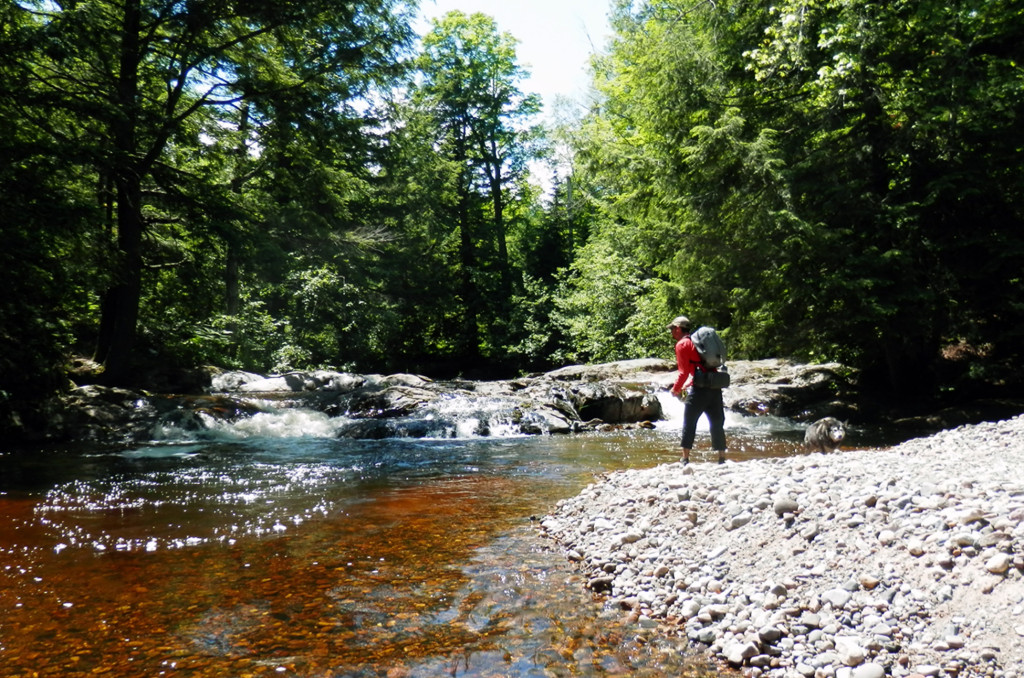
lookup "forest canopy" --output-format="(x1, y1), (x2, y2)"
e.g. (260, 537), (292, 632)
(2, 0), (1022, 421)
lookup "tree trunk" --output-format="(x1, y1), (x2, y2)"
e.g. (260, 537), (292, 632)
(226, 101), (251, 318)
(458, 175), (479, 359)
(486, 139), (511, 300)
(95, 0), (143, 385)
(95, 178), (144, 384)
(225, 245), (240, 316)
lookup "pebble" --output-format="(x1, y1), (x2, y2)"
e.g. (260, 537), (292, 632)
(852, 664), (885, 678)
(540, 415), (1024, 677)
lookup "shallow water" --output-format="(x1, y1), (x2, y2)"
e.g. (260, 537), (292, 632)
(0, 396), (882, 677)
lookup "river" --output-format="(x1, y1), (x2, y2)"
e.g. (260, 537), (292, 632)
(0, 394), (860, 677)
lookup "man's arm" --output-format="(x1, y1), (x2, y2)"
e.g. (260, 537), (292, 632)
(671, 340), (696, 396)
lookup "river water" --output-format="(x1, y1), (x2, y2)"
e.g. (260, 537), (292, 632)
(0, 395), (867, 677)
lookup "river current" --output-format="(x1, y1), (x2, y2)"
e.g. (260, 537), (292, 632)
(0, 395), (843, 677)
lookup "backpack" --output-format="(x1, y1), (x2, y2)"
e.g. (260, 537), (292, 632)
(690, 326), (727, 369)
(690, 326), (730, 388)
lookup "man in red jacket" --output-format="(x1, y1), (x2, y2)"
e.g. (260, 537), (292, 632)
(668, 315), (726, 464)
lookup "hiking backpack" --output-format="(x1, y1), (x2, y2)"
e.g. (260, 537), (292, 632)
(690, 326), (727, 369)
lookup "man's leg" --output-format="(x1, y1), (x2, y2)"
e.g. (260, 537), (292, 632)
(707, 389), (727, 463)
(680, 391), (700, 464)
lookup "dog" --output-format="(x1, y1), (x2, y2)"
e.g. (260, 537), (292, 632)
(804, 417), (847, 452)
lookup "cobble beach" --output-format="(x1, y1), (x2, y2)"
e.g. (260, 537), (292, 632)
(541, 415), (1024, 677)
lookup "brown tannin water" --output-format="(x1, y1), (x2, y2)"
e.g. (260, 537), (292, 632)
(0, 397), (870, 677)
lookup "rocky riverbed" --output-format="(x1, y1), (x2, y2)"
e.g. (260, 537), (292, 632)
(540, 415), (1024, 678)
(18, 359), (862, 446)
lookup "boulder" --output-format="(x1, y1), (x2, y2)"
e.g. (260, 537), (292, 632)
(210, 370), (265, 392)
(564, 382), (662, 424)
(545, 359), (675, 382)
(339, 385), (439, 419)
(722, 359), (859, 422)
(34, 358), (867, 445)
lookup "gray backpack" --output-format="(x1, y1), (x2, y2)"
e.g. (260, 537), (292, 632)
(691, 326), (727, 369)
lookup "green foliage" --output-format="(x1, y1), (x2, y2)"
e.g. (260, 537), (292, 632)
(565, 0), (1024, 396)
(3, 0), (1022, 407)
(504, 274), (561, 370)
(198, 304), (285, 373)
(0, 106), (100, 398)
(552, 239), (675, 364)
(2, 0), (416, 387)
(402, 10), (545, 368)
(282, 264), (400, 372)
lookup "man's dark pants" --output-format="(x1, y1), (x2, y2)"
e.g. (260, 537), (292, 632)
(681, 387), (726, 451)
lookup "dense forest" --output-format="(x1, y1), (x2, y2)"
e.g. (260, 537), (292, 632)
(2, 0), (1023, 432)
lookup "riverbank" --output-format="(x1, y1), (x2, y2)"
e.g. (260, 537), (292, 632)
(540, 415), (1024, 677)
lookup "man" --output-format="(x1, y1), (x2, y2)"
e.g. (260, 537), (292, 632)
(668, 315), (727, 464)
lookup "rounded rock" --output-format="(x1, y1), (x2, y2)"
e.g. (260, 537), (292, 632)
(986, 552), (1013, 574)
(851, 663), (885, 678)
(822, 588), (852, 609)
(858, 574), (880, 590)
(774, 497), (799, 516)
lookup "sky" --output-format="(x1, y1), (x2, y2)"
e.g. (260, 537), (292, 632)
(414, 0), (612, 118)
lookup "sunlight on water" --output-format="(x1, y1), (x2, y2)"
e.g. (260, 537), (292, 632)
(30, 393), (813, 557)
(2, 380), (846, 678)
(33, 462), (348, 553)
(0, 418), (825, 676)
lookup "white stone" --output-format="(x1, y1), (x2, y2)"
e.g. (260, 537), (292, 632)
(774, 497), (799, 515)
(851, 663), (885, 678)
(728, 511), (753, 530)
(835, 637), (866, 666)
(542, 414), (1024, 676)
(986, 552), (1013, 574)
(680, 600), (701, 618)
(959, 508), (986, 524)
(822, 588), (852, 609)
(723, 640), (759, 665)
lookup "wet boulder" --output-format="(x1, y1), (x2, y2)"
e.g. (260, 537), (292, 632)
(209, 370), (265, 392)
(39, 358), (867, 445)
(229, 370), (367, 394)
(336, 417), (440, 439)
(53, 385), (158, 444)
(514, 405), (575, 435)
(723, 359), (859, 421)
(545, 359), (675, 383)
(556, 381), (662, 424)
(335, 385), (439, 419)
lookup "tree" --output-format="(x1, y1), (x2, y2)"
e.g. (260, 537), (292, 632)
(565, 0), (1024, 397)
(5, 0), (414, 385)
(743, 0), (1024, 390)
(410, 11), (541, 364)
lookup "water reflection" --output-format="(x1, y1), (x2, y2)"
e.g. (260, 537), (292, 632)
(0, 400), (869, 677)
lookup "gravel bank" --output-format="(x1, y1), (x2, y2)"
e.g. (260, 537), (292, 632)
(540, 415), (1024, 677)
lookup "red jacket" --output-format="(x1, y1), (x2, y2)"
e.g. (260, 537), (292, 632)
(672, 335), (701, 395)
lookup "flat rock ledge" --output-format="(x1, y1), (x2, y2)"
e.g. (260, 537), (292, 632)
(39, 358), (855, 446)
(540, 415), (1024, 678)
